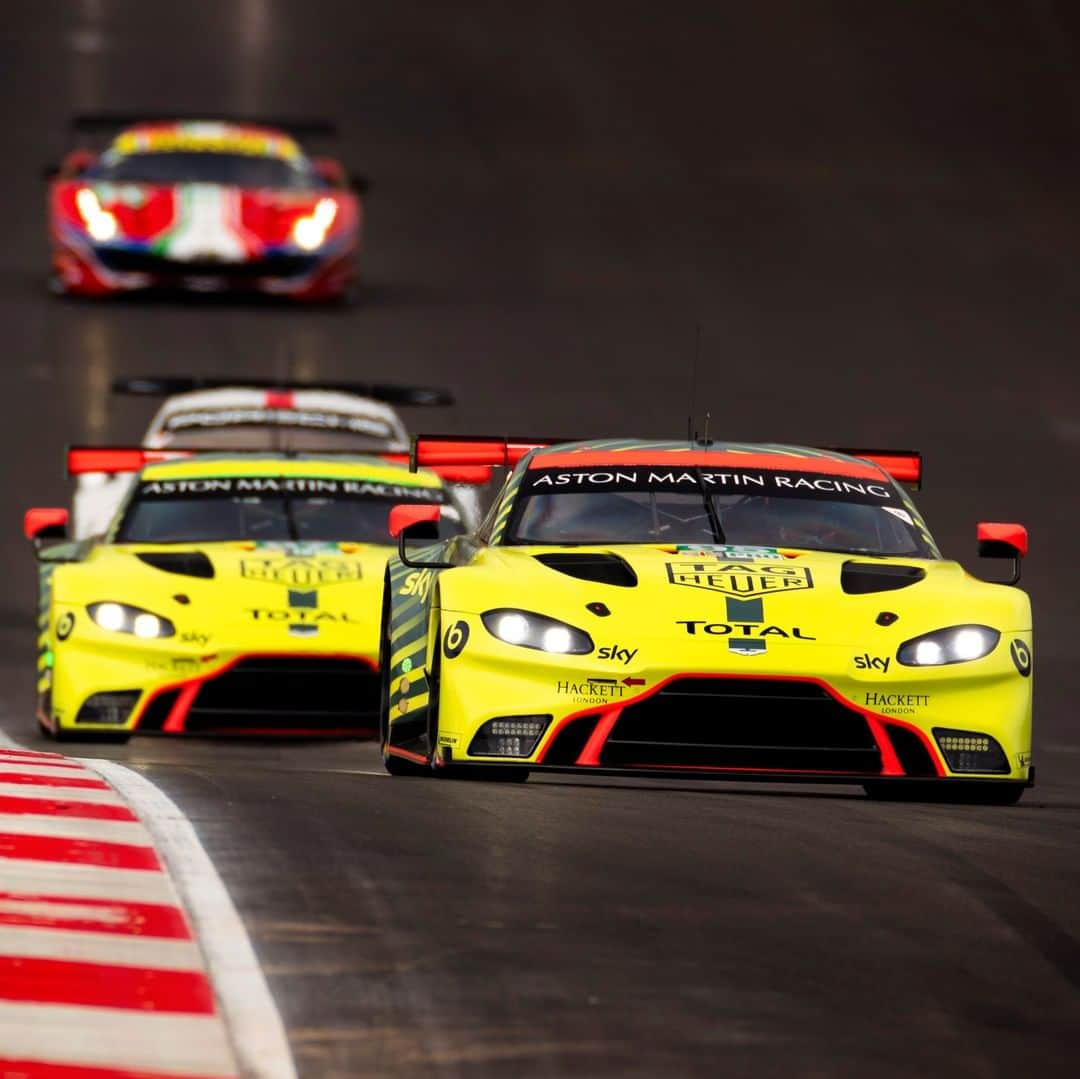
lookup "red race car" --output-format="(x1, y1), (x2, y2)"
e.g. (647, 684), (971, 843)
(46, 115), (367, 301)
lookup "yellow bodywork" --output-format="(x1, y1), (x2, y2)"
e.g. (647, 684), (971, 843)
(38, 456), (442, 736)
(386, 546), (1033, 781)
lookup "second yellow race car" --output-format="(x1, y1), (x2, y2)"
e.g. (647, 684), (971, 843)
(379, 437), (1033, 804)
(25, 449), (464, 741)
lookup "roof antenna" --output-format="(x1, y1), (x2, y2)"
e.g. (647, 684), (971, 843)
(702, 409), (711, 446)
(686, 323), (701, 442)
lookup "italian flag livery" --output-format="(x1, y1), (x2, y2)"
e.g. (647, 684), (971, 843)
(47, 120), (362, 300)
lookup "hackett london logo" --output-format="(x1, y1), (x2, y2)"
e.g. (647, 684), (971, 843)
(665, 561), (812, 597)
(240, 558), (362, 588)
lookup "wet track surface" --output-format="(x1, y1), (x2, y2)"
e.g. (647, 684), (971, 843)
(3, 2), (1080, 1075)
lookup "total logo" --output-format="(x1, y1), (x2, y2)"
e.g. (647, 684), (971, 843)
(853, 653), (890, 673)
(597, 644), (638, 665)
(676, 621), (815, 640)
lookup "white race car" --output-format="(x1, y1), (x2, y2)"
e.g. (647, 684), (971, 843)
(73, 376), (458, 538)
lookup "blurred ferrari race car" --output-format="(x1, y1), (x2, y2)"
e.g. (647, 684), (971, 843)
(380, 437), (1034, 804)
(46, 115), (366, 300)
(72, 375), (456, 539)
(26, 449), (475, 742)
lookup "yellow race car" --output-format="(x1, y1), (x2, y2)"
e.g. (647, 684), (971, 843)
(380, 437), (1033, 804)
(25, 448), (466, 742)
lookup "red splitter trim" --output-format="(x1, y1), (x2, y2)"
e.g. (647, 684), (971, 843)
(535, 671), (945, 777)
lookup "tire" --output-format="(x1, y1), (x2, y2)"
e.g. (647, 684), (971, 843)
(863, 781), (1025, 806)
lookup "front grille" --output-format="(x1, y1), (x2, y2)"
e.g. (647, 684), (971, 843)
(96, 248), (320, 280)
(601, 678), (882, 773)
(183, 657), (378, 733)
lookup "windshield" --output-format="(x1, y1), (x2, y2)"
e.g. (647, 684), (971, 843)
(87, 151), (320, 190)
(507, 466), (937, 557)
(116, 476), (457, 545)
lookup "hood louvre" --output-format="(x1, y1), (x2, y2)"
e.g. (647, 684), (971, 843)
(841, 561), (925, 595)
(533, 552), (637, 588)
(136, 551), (215, 579)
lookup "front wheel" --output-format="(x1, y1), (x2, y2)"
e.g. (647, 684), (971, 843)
(863, 781), (1025, 806)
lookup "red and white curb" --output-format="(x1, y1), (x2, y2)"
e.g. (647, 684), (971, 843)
(0, 739), (296, 1079)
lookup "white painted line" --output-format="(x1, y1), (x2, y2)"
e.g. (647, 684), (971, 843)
(0, 763), (99, 780)
(0, 779), (125, 804)
(1, 857), (175, 903)
(0, 923), (203, 971)
(0, 811), (150, 844)
(85, 759), (298, 1079)
(0, 998), (236, 1075)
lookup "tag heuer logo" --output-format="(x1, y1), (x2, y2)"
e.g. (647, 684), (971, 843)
(665, 561), (813, 597)
(241, 558), (362, 588)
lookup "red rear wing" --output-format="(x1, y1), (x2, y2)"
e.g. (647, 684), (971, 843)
(834, 449), (922, 489)
(66, 446), (493, 485)
(411, 438), (922, 489)
(411, 436), (559, 471)
(67, 447), (189, 475)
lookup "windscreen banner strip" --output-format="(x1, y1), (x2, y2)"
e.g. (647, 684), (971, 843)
(524, 467), (897, 503)
(136, 477), (445, 502)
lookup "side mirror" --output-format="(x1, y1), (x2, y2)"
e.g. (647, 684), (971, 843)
(349, 173), (371, 196)
(25, 507), (69, 543)
(389, 504), (451, 569)
(57, 149), (95, 178)
(978, 521), (1027, 585)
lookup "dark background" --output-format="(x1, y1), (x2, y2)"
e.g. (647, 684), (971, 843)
(2, 3), (1079, 1076)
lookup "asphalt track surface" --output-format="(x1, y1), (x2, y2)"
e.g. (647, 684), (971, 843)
(2, 2), (1080, 1075)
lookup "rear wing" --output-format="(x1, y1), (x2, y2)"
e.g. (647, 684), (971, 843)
(66, 446), (490, 486)
(832, 449), (921, 489)
(70, 114), (339, 139)
(409, 436), (922, 488)
(113, 376), (454, 408)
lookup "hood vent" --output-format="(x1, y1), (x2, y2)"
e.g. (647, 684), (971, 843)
(136, 551), (215, 579)
(841, 561), (925, 595)
(534, 552), (638, 588)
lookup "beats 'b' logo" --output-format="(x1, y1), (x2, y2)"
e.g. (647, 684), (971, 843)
(444, 620), (469, 659)
(1010, 639), (1032, 677)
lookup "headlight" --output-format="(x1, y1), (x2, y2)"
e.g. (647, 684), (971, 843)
(897, 625), (999, 667)
(292, 197), (338, 251)
(75, 187), (118, 242)
(88, 602), (175, 639)
(481, 609), (593, 655)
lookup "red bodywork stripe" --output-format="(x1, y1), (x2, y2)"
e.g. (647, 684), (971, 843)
(0, 795), (136, 822)
(575, 707), (622, 767)
(263, 390), (295, 409)
(0, 892), (191, 939)
(414, 439), (549, 468)
(534, 672), (947, 777)
(0, 833), (160, 872)
(0, 956), (216, 1013)
(387, 746), (428, 765)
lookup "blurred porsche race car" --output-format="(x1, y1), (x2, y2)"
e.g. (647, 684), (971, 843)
(46, 115), (366, 300)
(72, 375), (456, 539)
(26, 448), (473, 742)
(379, 436), (1033, 804)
